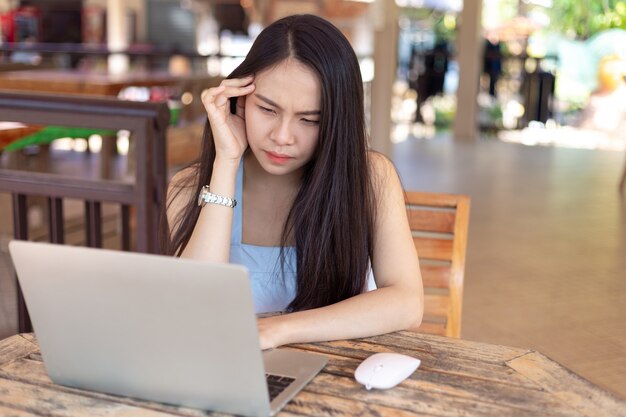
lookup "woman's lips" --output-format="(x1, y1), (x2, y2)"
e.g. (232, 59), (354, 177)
(265, 151), (292, 164)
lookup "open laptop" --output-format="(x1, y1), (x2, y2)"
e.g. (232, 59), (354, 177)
(9, 240), (327, 417)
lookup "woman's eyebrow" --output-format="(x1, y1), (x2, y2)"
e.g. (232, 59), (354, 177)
(255, 93), (320, 116)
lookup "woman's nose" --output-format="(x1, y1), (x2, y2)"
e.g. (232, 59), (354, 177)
(271, 118), (294, 145)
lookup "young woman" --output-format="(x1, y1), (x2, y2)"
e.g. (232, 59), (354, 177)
(164, 14), (423, 349)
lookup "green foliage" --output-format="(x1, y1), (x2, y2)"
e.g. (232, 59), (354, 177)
(399, 8), (457, 44)
(549, 0), (626, 39)
(497, 0), (519, 22)
(2, 126), (116, 152)
(433, 14), (457, 44)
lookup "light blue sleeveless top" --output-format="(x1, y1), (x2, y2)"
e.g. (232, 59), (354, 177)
(229, 161), (376, 314)
(229, 162), (297, 313)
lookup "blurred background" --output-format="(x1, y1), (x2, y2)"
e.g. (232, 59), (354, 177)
(0, 0), (625, 402)
(1, 0), (625, 149)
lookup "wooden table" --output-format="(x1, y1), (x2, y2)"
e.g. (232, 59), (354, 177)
(1, 332), (625, 417)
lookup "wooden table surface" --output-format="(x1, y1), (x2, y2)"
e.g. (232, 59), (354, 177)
(1, 332), (625, 417)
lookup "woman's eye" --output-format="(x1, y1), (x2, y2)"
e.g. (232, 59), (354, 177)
(302, 118), (319, 125)
(258, 106), (275, 114)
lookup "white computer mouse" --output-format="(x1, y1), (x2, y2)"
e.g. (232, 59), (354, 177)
(354, 352), (421, 390)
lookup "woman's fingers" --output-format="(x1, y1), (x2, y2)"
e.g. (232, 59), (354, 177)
(201, 76), (254, 159)
(215, 84), (255, 107)
(201, 85), (224, 106)
(219, 75), (254, 88)
(235, 95), (246, 119)
(202, 79), (255, 110)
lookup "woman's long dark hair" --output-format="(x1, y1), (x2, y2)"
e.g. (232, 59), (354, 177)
(161, 14), (375, 311)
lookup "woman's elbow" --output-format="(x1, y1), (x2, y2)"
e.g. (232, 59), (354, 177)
(400, 285), (424, 331)
(409, 295), (424, 330)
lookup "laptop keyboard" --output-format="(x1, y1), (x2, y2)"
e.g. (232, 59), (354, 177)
(265, 374), (296, 401)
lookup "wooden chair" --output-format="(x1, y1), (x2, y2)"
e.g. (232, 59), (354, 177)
(405, 191), (470, 338)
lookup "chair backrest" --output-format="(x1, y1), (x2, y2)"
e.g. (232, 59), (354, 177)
(405, 191), (470, 338)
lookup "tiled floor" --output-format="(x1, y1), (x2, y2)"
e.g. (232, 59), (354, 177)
(392, 135), (626, 400)
(1, 135), (625, 399)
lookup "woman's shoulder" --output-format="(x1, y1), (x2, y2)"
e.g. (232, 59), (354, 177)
(367, 150), (393, 168)
(366, 150), (405, 211)
(366, 150), (400, 186)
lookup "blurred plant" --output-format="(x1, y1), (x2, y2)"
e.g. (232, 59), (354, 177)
(422, 94), (456, 128)
(548, 0), (626, 40)
(422, 93), (505, 130)
(400, 8), (457, 44)
(477, 92), (504, 130)
(434, 13), (457, 44)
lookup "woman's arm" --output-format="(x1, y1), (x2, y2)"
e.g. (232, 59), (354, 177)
(177, 158), (240, 262)
(166, 76), (255, 262)
(258, 153), (423, 349)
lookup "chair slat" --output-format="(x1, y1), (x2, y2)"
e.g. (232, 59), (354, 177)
(47, 197), (64, 244)
(407, 209), (455, 234)
(12, 194), (32, 332)
(421, 264), (451, 289)
(424, 293), (450, 318)
(85, 201), (103, 248)
(121, 204), (131, 251)
(406, 191), (462, 207)
(413, 237), (453, 261)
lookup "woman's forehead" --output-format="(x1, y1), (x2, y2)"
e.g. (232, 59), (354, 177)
(253, 60), (321, 108)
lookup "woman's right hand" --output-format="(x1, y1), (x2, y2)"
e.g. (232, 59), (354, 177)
(201, 76), (255, 163)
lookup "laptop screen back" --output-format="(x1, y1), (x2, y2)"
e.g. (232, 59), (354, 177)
(9, 240), (272, 416)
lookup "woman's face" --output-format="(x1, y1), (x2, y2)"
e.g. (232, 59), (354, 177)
(244, 59), (321, 177)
